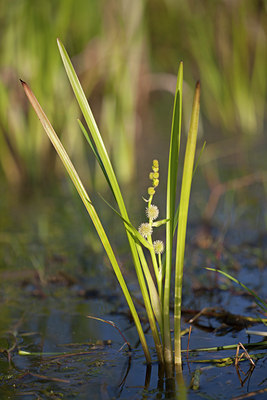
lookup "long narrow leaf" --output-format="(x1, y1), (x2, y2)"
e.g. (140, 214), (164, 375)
(20, 79), (151, 364)
(57, 40), (164, 363)
(206, 268), (267, 312)
(163, 62), (183, 366)
(78, 119), (114, 196)
(57, 39), (122, 209)
(172, 140), (206, 236)
(174, 81), (200, 366)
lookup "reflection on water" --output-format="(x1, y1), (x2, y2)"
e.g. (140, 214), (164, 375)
(0, 140), (266, 399)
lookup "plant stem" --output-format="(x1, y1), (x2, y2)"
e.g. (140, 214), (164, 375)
(137, 245), (163, 333)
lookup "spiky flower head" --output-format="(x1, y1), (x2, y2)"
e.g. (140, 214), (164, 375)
(138, 222), (153, 238)
(153, 240), (164, 254)
(146, 204), (159, 221)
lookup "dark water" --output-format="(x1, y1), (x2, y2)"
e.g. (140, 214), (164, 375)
(0, 142), (266, 399)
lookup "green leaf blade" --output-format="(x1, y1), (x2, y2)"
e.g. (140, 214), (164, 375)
(163, 62), (183, 366)
(174, 81), (201, 366)
(20, 79), (151, 365)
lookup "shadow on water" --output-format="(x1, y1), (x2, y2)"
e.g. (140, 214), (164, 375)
(0, 139), (266, 399)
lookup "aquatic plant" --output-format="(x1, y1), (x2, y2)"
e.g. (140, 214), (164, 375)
(21, 39), (200, 370)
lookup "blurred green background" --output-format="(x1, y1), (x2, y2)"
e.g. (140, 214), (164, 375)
(0, 0), (266, 192)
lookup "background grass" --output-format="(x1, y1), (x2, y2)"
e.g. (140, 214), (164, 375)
(0, 0), (266, 191)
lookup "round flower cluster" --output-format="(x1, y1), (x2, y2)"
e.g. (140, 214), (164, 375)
(153, 240), (164, 254)
(146, 204), (159, 221)
(138, 222), (153, 238)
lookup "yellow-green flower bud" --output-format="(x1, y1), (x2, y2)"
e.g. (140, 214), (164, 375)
(152, 160), (159, 173)
(148, 187), (155, 195)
